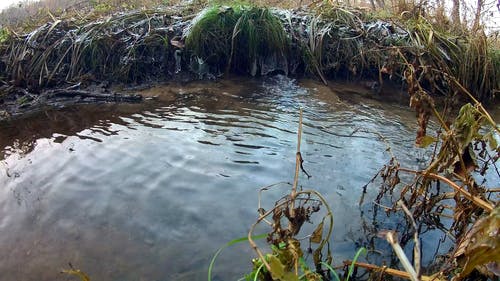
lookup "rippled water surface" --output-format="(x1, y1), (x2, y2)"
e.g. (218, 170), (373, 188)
(0, 76), (476, 280)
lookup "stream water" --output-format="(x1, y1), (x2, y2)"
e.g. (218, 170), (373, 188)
(0, 76), (496, 281)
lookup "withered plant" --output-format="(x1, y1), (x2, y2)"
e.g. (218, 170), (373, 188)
(246, 109), (335, 281)
(208, 110), (351, 281)
(358, 54), (499, 280)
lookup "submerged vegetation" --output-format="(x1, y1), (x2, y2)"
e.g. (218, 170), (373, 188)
(207, 111), (367, 281)
(209, 98), (498, 280)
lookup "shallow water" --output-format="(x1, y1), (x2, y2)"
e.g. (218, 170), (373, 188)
(0, 76), (495, 280)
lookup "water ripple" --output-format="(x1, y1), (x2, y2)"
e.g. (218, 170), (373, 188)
(0, 76), (474, 281)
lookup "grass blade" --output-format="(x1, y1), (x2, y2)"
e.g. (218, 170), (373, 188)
(208, 233), (267, 281)
(347, 247), (367, 281)
(253, 263), (265, 281)
(320, 261), (341, 281)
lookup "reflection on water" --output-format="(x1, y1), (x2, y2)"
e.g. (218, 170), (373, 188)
(0, 76), (472, 280)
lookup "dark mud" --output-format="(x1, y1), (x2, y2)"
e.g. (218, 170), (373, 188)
(0, 83), (142, 120)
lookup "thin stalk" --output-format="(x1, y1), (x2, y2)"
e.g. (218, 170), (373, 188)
(397, 200), (421, 277)
(398, 167), (494, 212)
(443, 72), (499, 135)
(385, 231), (419, 281)
(290, 108), (303, 218)
(342, 261), (438, 281)
(248, 199), (290, 272)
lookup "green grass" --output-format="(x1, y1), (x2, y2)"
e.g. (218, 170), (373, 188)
(185, 4), (288, 75)
(185, 6), (240, 72)
(207, 233), (267, 281)
(231, 6), (288, 74)
(0, 27), (10, 44)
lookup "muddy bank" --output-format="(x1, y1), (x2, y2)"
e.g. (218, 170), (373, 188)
(0, 77), (389, 121)
(0, 3), (498, 120)
(0, 83), (144, 120)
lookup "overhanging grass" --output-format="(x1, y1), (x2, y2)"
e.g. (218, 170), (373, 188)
(311, 3), (498, 101)
(0, 3), (497, 102)
(231, 6), (288, 74)
(184, 4), (288, 75)
(3, 9), (174, 89)
(401, 16), (498, 101)
(185, 6), (240, 72)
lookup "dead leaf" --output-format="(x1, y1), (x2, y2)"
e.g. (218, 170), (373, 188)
(268, 255), (299, 281)
(455, 206), (500, 278)
(61, 265), (90, 281)
(310, 220), (324, 244)
(170, 36), (184, 48)
(417, 135), (437, 148)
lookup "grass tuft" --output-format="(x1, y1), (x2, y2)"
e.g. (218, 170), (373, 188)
(185, 4), (288, 75)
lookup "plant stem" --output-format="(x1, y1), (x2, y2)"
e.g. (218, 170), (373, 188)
(343, 261), (437, 281)
(290, 108), (303, 218)
(398, 167), (494, 212)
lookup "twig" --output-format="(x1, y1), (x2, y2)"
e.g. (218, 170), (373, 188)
(248, 199), (291, 272)
(371, 200), (393, 211)
(397, 200), (421, 277)
(248, 109), (336, 276)
(258, 182), (291, 225)
(384, 231), (419, 281)
(350, 127), (395, 159)
(440, 72), (500, 135)
(342, 261), (439, 281)
(290, 108), (303, 218)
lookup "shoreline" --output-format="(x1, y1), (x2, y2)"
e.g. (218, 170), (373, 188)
(0, 3), (497, 122)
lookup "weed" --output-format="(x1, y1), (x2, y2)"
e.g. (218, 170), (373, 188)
(234, 110), (335, 281)
(0, 27), (10, 44)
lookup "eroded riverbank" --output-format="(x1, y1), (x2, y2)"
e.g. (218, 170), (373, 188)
(1, 2), (498, 122)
